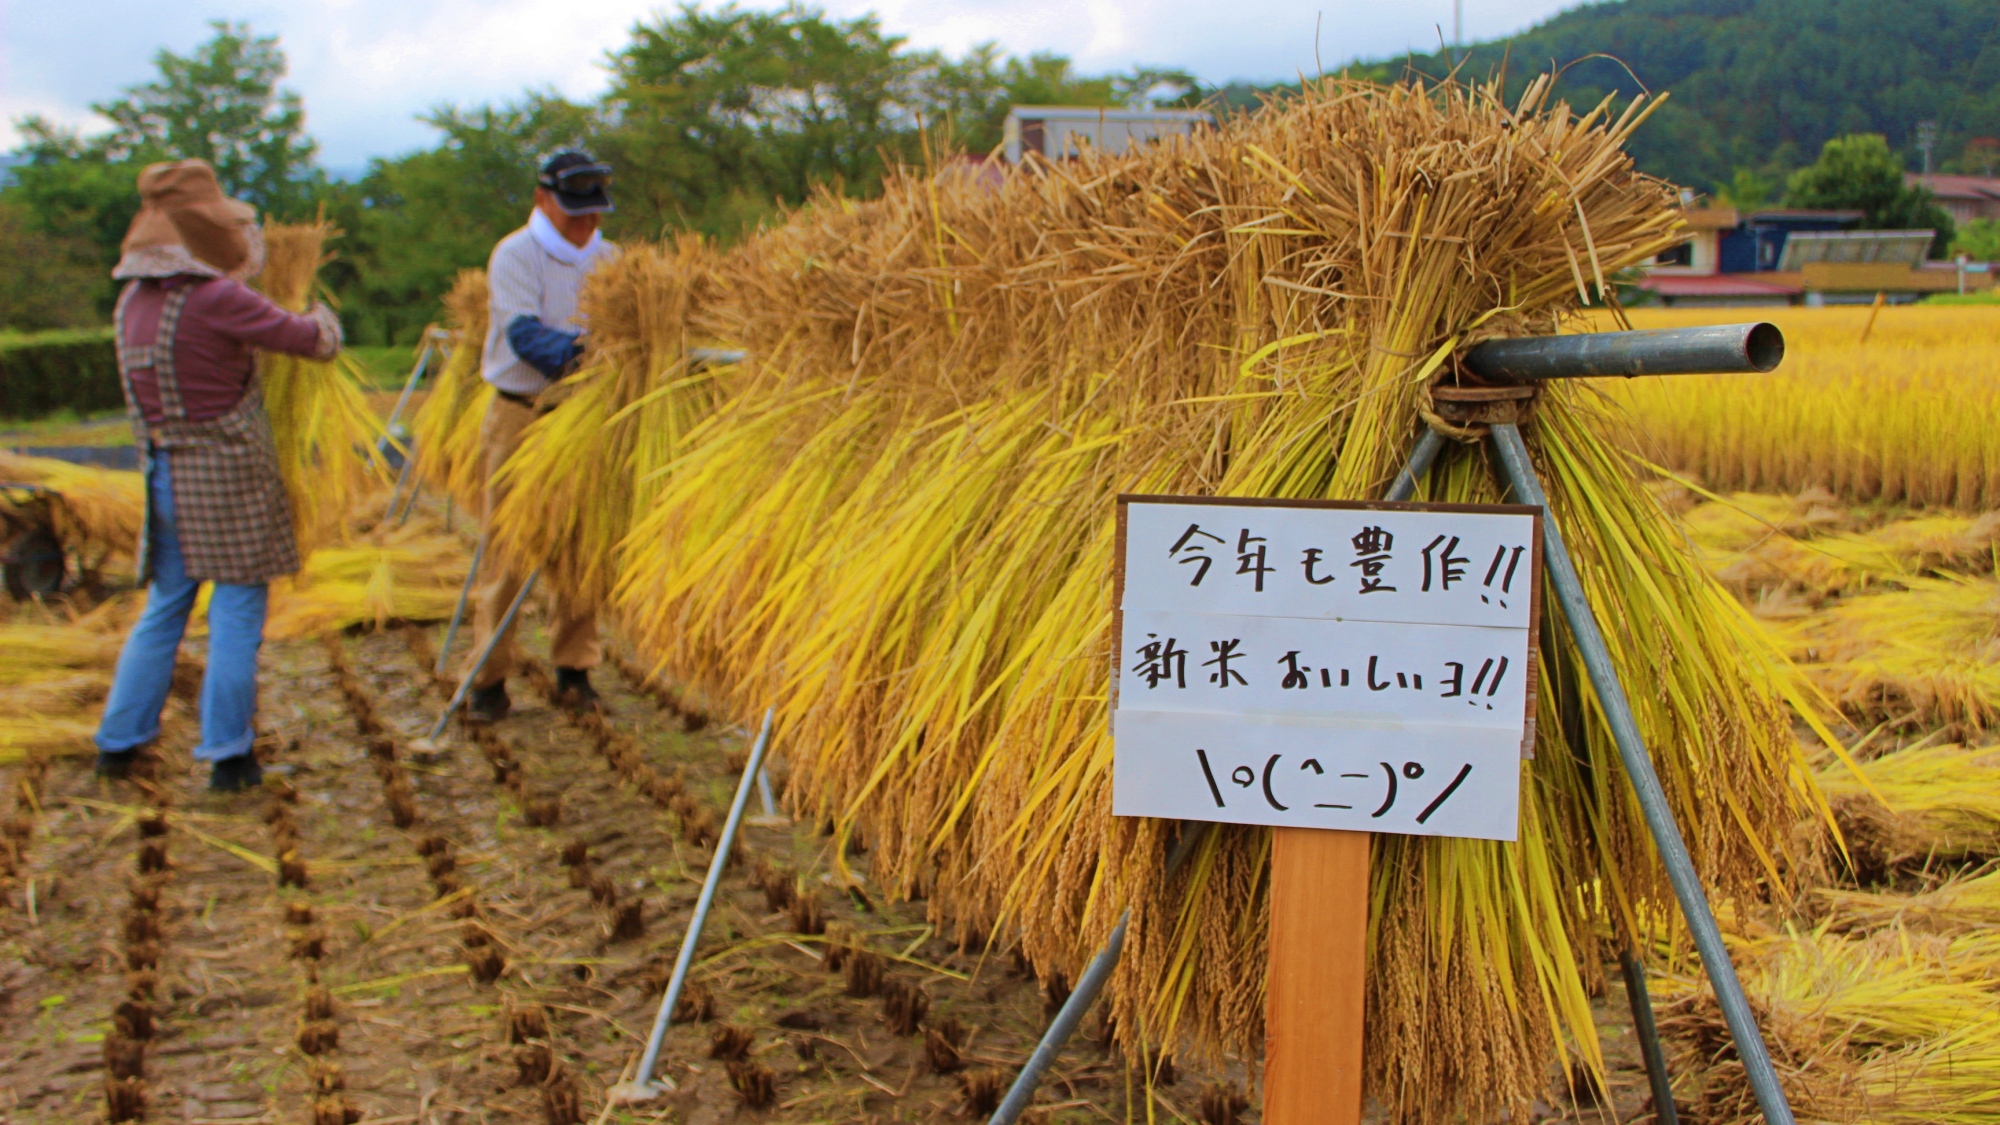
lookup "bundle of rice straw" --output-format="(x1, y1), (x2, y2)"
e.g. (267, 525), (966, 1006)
(599, 75), (1825, 1120)
(1655, 922), (2000, 1125)
(254, 219), (391, 550)
(1817, 740), (2000, 875)
(264, 522), (468, 639)
(409, 269), (495, 513)
(1778, 575), (2000, 729)
(0, 612), (131, 760)
(0, 451), (144, 575)
(487, 235), (728, 612)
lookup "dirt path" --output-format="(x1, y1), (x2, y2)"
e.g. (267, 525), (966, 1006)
(6, 617), (1303, 1124)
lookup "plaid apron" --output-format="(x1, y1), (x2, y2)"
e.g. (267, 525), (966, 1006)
(116, 280), (300, 585)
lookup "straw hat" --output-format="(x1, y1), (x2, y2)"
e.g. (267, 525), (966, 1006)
(120, 159), (258, 274)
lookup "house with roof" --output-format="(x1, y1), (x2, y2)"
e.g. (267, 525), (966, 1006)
(1908, 174), (2000, 224)
(1639, 205), (1988, 306)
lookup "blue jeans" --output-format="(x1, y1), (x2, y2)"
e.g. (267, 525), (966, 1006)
(95, 456), (268, 762)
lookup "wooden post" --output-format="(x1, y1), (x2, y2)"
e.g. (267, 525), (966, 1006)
(1264, 827), (1371, 1125)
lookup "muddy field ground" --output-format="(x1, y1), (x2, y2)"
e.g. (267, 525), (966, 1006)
(0, 603), (1663, 1125)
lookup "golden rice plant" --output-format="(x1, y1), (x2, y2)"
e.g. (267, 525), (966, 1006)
(1821, 866), (2000, 933)
(409, 269), (496, 513)
(254, 220), (392, 550)
(1817, 740), (2000, 873)
(1654, 921), (2000, 1125)
(1603, 305), (2000, 508)
(487, 235), (727, 612)
(605, 75), (1824, 1122)
(0, 451), (144, 574)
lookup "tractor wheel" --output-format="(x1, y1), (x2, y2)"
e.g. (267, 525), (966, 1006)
(3, 523), (67, 600)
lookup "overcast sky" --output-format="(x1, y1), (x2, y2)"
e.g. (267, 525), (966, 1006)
(2, 0), (1581, 172)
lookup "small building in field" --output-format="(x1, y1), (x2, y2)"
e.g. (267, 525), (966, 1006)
(1002, 106), (1215, 164)
(1639, 207), (1988, 307)
(1907, 174), (2000, 224)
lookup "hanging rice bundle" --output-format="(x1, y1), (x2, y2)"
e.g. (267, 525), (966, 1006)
(487, 235), (728, 612)
(409, 269), (496, 513)
(1654, 921), (2000, 1125)
(0, 451), (145, 573)
(254, 220), (392, 550)
(608, 75), (1823, 1120)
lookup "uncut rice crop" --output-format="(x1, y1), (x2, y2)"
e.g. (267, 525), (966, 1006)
(598, 75), (1823, 1123)
(1602, 305), (2000, 508)
(255, 220), (392, 550)
(409, 269), (495, 514)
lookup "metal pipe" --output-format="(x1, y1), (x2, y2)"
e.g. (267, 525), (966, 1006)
(1620, 947), (1680, 1125)
(382, 446), (419, 522)
(379, 339), (435, 437)
(435, 531), (488, 678)
(1387, 427), (1448, 502)
(1488, 423), (1794, 1125)
(989, 825), (1212, 1125)
(1461, 324), (1783, 382)
(623, 708), (775, 1099)
(425, 567), (538, 742)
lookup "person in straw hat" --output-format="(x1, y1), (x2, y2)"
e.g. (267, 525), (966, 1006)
(92, 158), (343, 791)
(459, 148), (619, 723)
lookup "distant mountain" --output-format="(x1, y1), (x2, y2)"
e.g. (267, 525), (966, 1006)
(1214, 0), (2000, 195)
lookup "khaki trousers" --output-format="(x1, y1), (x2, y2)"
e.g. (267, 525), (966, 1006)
(462, 395), (600, 689)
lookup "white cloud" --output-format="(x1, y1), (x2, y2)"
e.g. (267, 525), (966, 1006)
(2, 0), (1581, 168)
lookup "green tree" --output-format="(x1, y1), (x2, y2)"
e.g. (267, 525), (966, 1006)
(326, 95), (594, 344)
(0, 200), (108, 331)
(1786, 133), (1955, 253)
(1951, 217), (2000, 261)
(1714, 167), (1776, 211)
(89, 20), (321, 214)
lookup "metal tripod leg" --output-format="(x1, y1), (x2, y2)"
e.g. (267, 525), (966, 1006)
(1488, 422), (1791, 1125)
(435, 531), (488, 678)
(1621, 947), (1680, 1124)
(987, 825), (1211, 1125)
(426, 567), (538, 742)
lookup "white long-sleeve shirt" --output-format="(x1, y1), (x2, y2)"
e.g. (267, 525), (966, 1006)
(480, 210), (618, 395)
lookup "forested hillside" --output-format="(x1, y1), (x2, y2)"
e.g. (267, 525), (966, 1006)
(1348, 0), (2000, 197)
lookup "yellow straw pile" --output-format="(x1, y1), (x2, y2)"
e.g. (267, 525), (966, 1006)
(264, 521), (468, 639)
(1817, 740), (2000, 875)
(576, 76), (1825, 1120)
(0, 451), (144, 577)
(255, 220), (392, 549)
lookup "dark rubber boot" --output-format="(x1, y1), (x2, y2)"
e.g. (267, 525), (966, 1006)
(96, 750), (137, 779)
(554, 667), (601, 713)
(466, 681), (511, 724)
(209, 754), (264, 792)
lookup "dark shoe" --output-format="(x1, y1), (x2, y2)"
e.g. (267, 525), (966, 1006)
(96, 750), (137, 779)
(209, 754), (263, 792)
(554, 666), (601, 713)
(466, 681), (511, 724)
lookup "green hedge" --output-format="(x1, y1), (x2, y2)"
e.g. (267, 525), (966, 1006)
(0, 327), (120, 420)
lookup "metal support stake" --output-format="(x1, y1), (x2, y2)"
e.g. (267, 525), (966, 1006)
(380, 339), (435, 437)
(1386, 427), (1448, 502)
(989, 825), (1211, 1125)
(613, 708), (776, 1103)
(425, 567), (538, 742)
(435, 531), (488, 678)
(394, 479), (424, 527)
(1621, 947), (1680, 1125)
(382, 448), (420, 522)
(1488, 422), (1792, 1125)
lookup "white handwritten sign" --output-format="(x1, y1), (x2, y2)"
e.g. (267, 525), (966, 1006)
(1112, 496), (1541, 841)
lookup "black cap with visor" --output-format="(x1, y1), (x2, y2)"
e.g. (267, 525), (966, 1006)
(537, 149), (614, 215)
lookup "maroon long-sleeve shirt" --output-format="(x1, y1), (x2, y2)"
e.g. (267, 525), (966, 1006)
(120, 275), (325, 423)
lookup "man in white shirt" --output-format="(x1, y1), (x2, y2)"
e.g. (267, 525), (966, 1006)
(463, 149), (619, 722)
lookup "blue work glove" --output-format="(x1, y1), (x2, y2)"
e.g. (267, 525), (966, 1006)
(506, 314), (584, 379)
